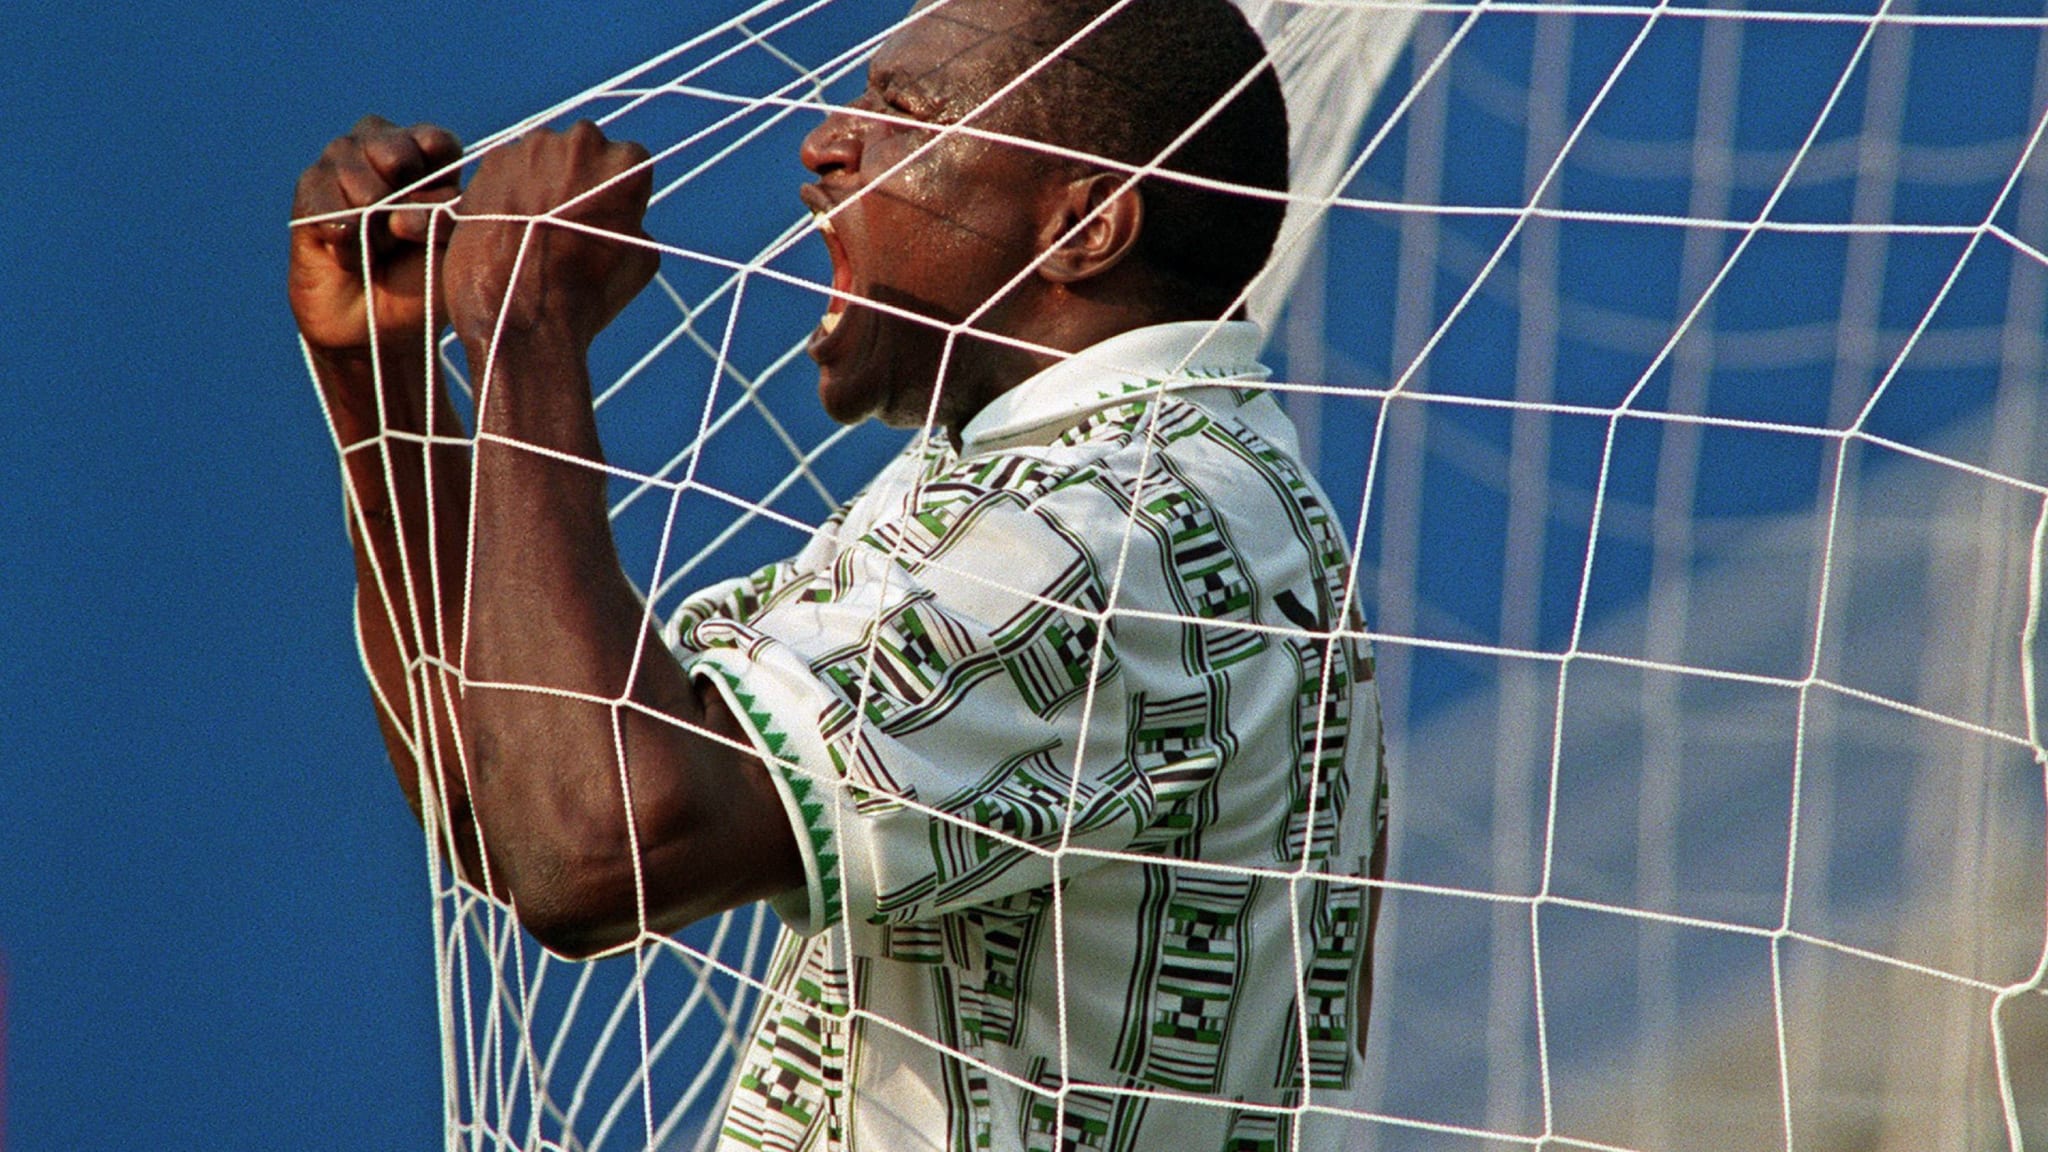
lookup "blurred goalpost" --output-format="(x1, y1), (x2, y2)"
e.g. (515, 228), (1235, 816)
(313, 0), (2048, 1148)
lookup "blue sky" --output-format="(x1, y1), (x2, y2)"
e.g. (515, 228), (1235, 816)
(0, 3), (730, 1145)
(9, 1), (2047, 1147)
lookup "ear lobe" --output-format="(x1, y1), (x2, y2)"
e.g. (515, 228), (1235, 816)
(1037, 172), (1141, 285)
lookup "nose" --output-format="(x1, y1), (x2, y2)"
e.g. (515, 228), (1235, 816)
(800, 107), (863, 179)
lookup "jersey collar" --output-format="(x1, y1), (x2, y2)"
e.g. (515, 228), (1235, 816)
(958, 320), (1270, 455)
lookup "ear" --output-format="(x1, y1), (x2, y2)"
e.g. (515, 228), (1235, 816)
(1037, 171), (1142, 285)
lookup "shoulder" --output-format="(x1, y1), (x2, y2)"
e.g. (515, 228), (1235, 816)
(854, 448), (1111, 629)
(875, 390), (1320, 561)
(825, 390), (1333, 617)
(1029, 388), (1325, 541)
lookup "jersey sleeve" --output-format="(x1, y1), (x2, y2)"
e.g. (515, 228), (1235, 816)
(673, 480), (1152, 937)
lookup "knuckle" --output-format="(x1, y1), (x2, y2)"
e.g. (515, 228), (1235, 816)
(294, 162), (330, 201)
(362, 135), (413, 170)
(413, 123), (464, 160)
(332, 150), (373, 182)
(504, 130), (549, 164)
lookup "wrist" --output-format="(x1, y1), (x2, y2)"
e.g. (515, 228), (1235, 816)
(462, 326), (604, 461)
(457, 311), (589, 368)
(308, 339), (453, 445)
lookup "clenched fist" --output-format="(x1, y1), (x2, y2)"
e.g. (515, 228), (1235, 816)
(289, 116), (464, 354)
(443, 121), (660, 355)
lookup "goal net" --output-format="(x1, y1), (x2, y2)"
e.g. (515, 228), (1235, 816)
(308, 0), (2048, 1148)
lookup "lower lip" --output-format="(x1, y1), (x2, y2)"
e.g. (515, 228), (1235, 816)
(808, 307), (852, 363)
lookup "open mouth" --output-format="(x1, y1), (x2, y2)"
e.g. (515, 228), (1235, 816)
(810, 204), (854, 343)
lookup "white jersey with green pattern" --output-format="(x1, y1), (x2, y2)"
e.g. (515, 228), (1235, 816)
(670, 322), (1386, 1152)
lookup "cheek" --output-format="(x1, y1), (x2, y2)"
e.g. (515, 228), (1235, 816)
(861, 146), (1045, 306)
(877, 140), (1022, 239)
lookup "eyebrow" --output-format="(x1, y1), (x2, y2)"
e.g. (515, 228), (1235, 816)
(867, 60), (962, 127)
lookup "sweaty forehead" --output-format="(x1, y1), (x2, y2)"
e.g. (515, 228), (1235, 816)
(874, 0), (1046, 107)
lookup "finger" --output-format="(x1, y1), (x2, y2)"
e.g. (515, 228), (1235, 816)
(356, 118), (465, 232)
(360, 127), (427, 188)
(333, 151), (393, 213)
(309, 130), (393, 210)
(616, 140), (655, 207)
(410, 123), (465, 175)
(292, 156), (352, 231)
(292, 119), (428, 253)
(333, 152), (420, 257)
(289, 201), (355, 259)
(386, 186), (461, 245)
(355, 118), (465, 189)
(294, 145), (375, 250)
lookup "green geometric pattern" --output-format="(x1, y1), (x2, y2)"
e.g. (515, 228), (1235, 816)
(702, 662), (844, 925)
(672, 324), (1384, 1152)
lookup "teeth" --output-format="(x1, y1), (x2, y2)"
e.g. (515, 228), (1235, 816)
(811, 207), (843, 335)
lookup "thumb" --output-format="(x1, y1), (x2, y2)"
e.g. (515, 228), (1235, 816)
(387, 188), (461, 246)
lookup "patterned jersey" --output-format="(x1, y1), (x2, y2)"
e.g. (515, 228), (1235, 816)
(670, 322), (1386, 1152)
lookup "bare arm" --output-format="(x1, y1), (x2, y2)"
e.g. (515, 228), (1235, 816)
(435, 123), (802, 957)
(291, 117), (489, 885)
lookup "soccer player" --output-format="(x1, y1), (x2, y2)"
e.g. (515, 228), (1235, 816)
(290, 0), (1387, 1147)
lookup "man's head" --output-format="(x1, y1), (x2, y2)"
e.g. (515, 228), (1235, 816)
(799, 0), (1290, 435)
(981, 0), (1291, 319)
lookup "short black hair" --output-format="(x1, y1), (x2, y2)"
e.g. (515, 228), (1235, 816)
(992, 0), (1290, 317)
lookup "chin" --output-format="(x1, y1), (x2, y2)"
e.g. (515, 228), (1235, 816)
(815, 371), (878, 427)
(816, 358), (952, 434)
(814, 368), (917, 430)
(811, 308), (960, 431)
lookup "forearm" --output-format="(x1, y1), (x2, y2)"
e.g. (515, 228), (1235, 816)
(429, 122), (801, 955)
(462, 326), (779, 952)
(311, 342), (487, 882)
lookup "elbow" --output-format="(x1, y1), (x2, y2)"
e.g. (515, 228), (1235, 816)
(462, 727), (674, 960)
(475, 804), (650, 959)
(523, 913), (638, 962)
(504, 849), (644, 961)
(499, 811), (745, 960)
(460, 698), (766, 958)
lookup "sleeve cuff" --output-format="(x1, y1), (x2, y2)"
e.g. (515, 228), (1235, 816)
(685, 650), (843, 936)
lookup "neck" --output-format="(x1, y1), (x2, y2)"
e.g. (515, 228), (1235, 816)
(941, 287), (1186, 443)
